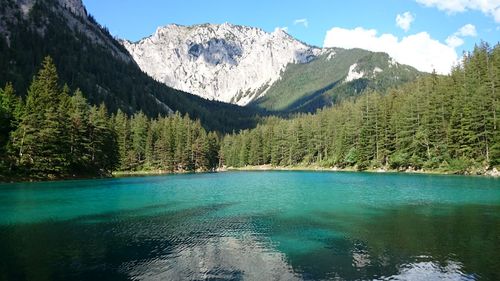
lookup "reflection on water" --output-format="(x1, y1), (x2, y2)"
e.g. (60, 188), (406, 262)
(0, 172), (499, 280)
(125, 236), (300, 281)
(124, 240), (475, 281)
(380, 260), (475, 281)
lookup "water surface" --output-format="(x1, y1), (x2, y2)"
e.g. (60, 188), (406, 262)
(0, 171), (499, 280)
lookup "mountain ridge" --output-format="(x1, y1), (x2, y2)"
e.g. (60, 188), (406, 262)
(122, 22), (423, 109)
(122, 22), (325, 105)
(253, 48), (422, 112)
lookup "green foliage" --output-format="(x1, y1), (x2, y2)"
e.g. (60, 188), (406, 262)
(3, 57), (117, 179)
(9, 57), (70, 178)
(222, 43), (500, 172)
(253, 49), (422, 112)
(0, 57), (221, 180)
(0, 82), (23, 177)
(112, 111), (220, 173)
(446, 158), (475, 174)
(0, 0), (260, 133)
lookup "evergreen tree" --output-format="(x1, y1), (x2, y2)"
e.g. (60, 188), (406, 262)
(207, 131), (220, 170)
(0, 82), (23, 174)
(130, 112), (149, 168)
(221, 44), (500, 172)
(11, 56), (70, 178)
(88, 104), (118, 174)
(68, 89), (90, 173)
(192, 128), (209, 171)
(113, 110), (132, 170)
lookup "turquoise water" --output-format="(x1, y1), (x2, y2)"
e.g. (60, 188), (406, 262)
(0, 171), (499, 280)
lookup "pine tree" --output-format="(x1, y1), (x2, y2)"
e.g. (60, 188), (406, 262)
(11, 56), (71, 178)
(192, 128), (209, 171)
(207, 131), (220, 170)
(357, 93), (378, 169)
(113, 109), (132, 170)
(248, 130), (263, 166)
(88, 104), (118, 174)
(130, 112), (149, 169)
(144, 120), (156, 169)
(174, 113), (187, 171)
(0, 83), (23, 175)
(68, 89), (90, 173)
(219, 44), (500, 173)
(490, 44), (500, 166)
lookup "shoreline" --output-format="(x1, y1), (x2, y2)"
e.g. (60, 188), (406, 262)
(224, 165), (500, 177)
(112, 169), (215, 177)
(2, 166), (498, 184)
(112, 170), (175, 177)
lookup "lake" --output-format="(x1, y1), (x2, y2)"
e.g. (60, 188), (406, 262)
(0, 171), (499, 281)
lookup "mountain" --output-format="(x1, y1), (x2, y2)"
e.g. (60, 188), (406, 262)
(122, 24), (322, 106)
(123, 23), (423, 111)
(0, 0), (260, 132)
(253, 48), (422, 112)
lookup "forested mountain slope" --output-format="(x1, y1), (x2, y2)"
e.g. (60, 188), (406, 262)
(222, 44), (500, 174)
(0, 0), (261, 132)
(252, 48), (422, 112)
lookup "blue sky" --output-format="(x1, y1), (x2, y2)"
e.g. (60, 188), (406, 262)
(83, 0), (500, 73)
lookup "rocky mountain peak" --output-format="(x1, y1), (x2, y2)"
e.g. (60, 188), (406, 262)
(15, 0), (86, 18)
(57, 0), (87, 18)
(123, 23), (322, 105)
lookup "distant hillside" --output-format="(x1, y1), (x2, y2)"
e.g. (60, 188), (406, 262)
(252, 48), (423, 112)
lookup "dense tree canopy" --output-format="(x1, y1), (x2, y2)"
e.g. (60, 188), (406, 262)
(0, 57), (220, 181)
(1, 43), (499, 181)
(221, 43), (500, 174)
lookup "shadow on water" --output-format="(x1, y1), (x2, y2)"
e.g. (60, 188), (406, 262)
(0, 176), (172, 191)
(0, 201), (499, 280)
(260, 204), (500, 281)
(0, 203), (239, 281)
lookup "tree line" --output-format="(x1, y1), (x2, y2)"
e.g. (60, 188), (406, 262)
(1, 43), (499, 180)
(0, 57), (220, 180)
(221, 43), (500, 173)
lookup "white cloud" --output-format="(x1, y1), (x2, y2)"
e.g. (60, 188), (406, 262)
(445, 24), (477, 48)
(416, 0), (500, 23)
(396, 12), (415, 32)
(457, 23), (477, 36)
(293, 18), (309, 28)
(446, 35), (464, 48)
(323, 27), (458, 74)
(275, 26), (289, 33)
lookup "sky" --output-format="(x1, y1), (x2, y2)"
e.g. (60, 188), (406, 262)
(83, 0), (500, 74)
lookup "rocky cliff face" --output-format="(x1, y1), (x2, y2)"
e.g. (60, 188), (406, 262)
(123, 24), (324, 105)
(56, 0), (86, 18)
(2, 0), (130, 62)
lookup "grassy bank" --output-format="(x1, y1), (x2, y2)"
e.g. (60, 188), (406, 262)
(112, 170), (170, 177)
(112, 169), (217, 178)
(225, 165), (500, 177)
(3, 166), (497, 184)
